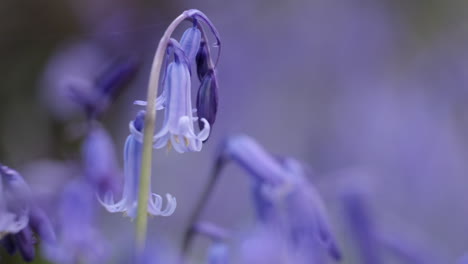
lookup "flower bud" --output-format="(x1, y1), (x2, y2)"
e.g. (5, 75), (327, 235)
(196, 41), (210, 81)
(196, 70), (218, 135)
(180, 25), (202, 66)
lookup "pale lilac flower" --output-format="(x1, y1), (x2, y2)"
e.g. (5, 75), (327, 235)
(180, 24), (202, 66)
(137, 44), (210, 153)
(99, 111), (176, 218)
(222, 135), (341, 261)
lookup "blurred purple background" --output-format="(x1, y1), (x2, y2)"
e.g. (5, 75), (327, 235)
(1, 0), (468, 263)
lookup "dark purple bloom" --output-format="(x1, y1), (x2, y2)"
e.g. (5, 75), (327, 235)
(196, 70), (218, 133)
(196, 41), (211, 81)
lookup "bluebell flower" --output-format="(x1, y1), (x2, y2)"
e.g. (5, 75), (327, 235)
(180, 24), (202, 67)
(99, 111), (177, 218)
(43, 180), (107, 264)
(0, 164), (55, 262)
(82, 123), (121, 196)
(222, 135), (341, 261)
(137, 44), (210, 153)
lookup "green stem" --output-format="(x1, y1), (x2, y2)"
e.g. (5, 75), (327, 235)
(135, 10), (189, 253)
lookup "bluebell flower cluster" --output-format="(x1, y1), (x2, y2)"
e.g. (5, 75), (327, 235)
(5, 6), (468, 264)
(135, 11), (220, 152)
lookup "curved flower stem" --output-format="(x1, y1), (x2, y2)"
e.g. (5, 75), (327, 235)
(135, 10), (189, 252)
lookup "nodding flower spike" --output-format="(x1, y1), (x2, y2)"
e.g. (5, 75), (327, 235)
(147, 50), (211, 153)
(99, 112), (176, 219)
(180, 24), (202, 66)
(221, 135), (341, 261)
(196, 70), (218, 135)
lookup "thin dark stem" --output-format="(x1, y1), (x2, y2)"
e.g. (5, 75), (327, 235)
(181, 157), (225, 255)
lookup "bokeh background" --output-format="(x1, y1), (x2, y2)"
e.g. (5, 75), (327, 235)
(1, 0), (468, 263)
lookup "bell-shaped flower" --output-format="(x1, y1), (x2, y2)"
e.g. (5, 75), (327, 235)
(99, 111), (177, 219)
(180, 24), (202, 67)
(151, 47), (210, 153)
(0, 164), (55, 262)
(221, 135), (341, 261)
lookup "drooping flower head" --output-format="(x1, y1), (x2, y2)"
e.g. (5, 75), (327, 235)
(220, 135), (341, 262)
(99, 111), (176, 218)
(135, 10), (221, 150)
(0, 164), (55, 262)
(152, 41), (210, 152)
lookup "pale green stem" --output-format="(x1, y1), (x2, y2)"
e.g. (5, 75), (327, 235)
(135, 11), (189, 252)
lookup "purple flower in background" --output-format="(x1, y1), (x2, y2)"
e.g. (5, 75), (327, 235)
(339, 178), (440, 264)
(82, 123), (121, 196)
(222, 135), (341, 262)
(69, 57), (138, 120)
(0, 165), (29, 237)
(40, 40), (138, 121)
(43, 180), (107, 264)
(0, 164), (55, 262)
(99, 111), (176, 218)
